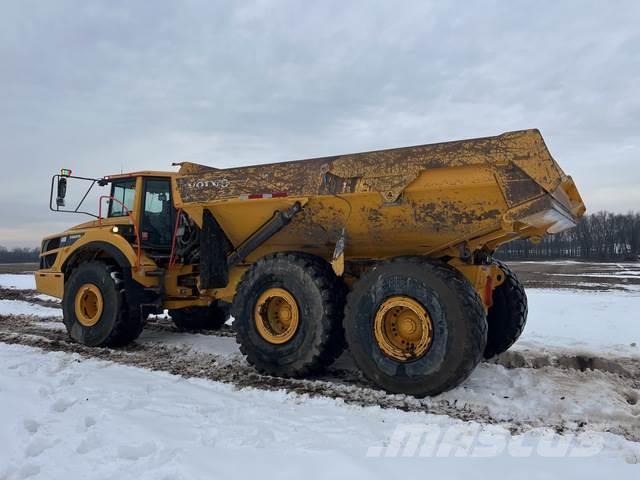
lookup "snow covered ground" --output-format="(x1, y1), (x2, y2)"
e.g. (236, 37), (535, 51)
(1, 344), (638, 480)
(520, 289), (640, 355)
(1, 268), (640, 478)
(0, 300), (60, 318)
(0, 273), (35, 290)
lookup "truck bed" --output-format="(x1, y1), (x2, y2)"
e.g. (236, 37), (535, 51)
(173, 129), (585, 260)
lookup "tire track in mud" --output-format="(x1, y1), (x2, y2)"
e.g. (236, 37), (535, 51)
(0, 288), (61, 309)
(146, 316), (640, 383)
(3, 288), (638, 379)
(1, 312), (639, 443)
(0, 314), (496, 423)
(491, 349), (640, 384)
(145, 317), (236, 338)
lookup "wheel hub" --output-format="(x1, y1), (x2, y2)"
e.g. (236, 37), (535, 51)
(374, 296), (433, 361)
(74, 283), (104, 327)
(254, 288), (300, 344)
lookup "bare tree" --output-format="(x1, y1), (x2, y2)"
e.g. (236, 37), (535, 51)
(497, 211), (640, 261)
(0, 246), (40, 263)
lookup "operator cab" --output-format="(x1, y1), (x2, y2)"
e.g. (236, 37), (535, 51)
(49, 169), (177, 261)
(106, 173), (176, 255)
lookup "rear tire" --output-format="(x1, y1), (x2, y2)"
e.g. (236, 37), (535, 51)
(63, 262), (143, 347)
(231, 252), (346, 377)
(344, 257), (487, 397)
(483, 260), (528, 358)
(169, 303), (228, 331)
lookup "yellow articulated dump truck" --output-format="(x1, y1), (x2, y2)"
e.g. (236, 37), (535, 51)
(36, 129), (585, 396)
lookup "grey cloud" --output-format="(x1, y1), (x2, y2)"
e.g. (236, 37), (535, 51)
(1, 0), (639, 247)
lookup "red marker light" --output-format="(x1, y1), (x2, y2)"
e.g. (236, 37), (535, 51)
(61, 168), (72, 177)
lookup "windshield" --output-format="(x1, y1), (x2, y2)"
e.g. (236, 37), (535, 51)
(109, 179), (136, 217)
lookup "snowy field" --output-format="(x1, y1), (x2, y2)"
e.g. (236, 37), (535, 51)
(0, 274), (36, 290)
(521, 289), (639, 354)
(1, 265), (639, 478)
(1, 344), (638, 480)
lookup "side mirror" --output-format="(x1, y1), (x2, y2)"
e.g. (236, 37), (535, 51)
(56, 177), (67, 207)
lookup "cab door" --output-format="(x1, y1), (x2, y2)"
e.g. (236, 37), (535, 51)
(140, 177), (175, 251)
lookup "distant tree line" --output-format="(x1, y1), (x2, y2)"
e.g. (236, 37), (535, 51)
(497, 211), (640, 261)
(0, 246), (40, 263)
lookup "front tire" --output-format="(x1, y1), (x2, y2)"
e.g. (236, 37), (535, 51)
(63, 262), (143, 347)
(231, 252), (345, 377)
(344, 257), (487, 397)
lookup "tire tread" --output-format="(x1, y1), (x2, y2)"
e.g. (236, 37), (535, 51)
(344, 256), (487, 396)
(484, 260), (527, 358)
(232, 252), (346, 377)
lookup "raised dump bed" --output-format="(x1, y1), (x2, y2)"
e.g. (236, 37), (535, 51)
(37, 129), (585, 396)
(174, 128), (585, 262)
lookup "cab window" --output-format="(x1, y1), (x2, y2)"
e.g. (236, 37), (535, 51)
(109, 179), (136, 217)
(141, 178), (174, 248)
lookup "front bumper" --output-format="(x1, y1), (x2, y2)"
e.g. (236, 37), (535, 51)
(35, 271), (64, 299)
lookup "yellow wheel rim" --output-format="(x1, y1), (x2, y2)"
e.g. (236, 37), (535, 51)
(74, 283), (104, 327)
(374, 296), (433, 362)
(254, 288), (300, 344)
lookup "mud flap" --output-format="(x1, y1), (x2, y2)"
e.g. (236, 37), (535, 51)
(200, 209), (230, 289)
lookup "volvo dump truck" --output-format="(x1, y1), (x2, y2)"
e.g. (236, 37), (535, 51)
(36, 129), (585, 396)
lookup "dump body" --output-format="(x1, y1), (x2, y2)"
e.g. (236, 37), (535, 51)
(174, 129), (585, 262)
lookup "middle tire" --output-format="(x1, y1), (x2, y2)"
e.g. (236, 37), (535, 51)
(231, 252), (346, 377)
(169, 303), (228, 331)
(344, 257), (487, 397)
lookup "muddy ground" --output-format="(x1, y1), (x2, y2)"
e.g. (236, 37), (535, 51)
(0, 262), (38, 274)
(509, 261), (640, 291)
(1, 312), (639, 442)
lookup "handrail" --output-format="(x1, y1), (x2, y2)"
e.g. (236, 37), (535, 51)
(168, 208), (183, 269)
(98, 195), (142, 270)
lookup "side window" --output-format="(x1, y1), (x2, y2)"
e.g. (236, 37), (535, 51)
(109, 179), (136, 217)
(144, 187), (168, 214)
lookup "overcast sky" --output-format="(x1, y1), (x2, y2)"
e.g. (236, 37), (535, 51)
(1, 0), (639, 247)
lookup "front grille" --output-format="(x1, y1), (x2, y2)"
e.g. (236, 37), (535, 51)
(41, 237), (60, 253)
(40, 252), (58, 269)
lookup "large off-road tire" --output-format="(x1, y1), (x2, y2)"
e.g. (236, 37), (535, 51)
(344, 257), (487, 397)
(483, 260), (528, 359)
(231, 252), (346, 377)
(169, 303), (228, 331)
(62, 262), (143, 347)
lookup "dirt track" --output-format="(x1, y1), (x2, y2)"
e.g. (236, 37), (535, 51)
(509, 261), (640, 291)
(0, 287), (61, 308)
(1, 310), (638, 442)
(0, 262), (38, 274)
(0, 313), (501, 425)
(1, 263), (639, 443)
